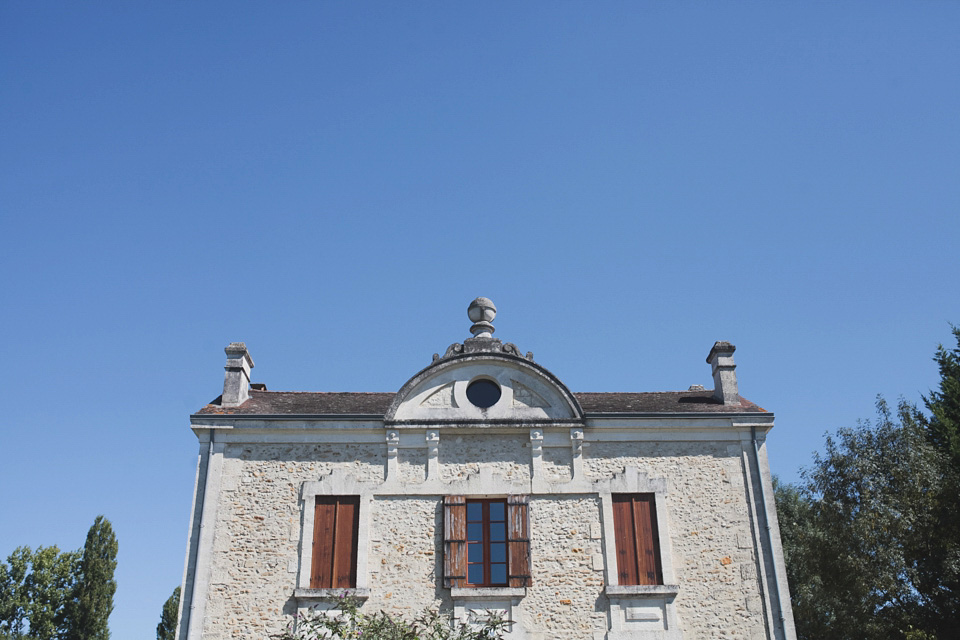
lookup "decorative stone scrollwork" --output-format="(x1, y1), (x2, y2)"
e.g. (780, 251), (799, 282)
(501, 342), (522, 357)
(442, 343), (464, 359)
(499, 342), (534, 361)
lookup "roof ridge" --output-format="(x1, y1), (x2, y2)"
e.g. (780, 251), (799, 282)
(250, 390), (394, 395)
(574, 390), (709, 394)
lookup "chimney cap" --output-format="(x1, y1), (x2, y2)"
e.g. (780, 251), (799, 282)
(706, 341), (736, 364)
(225, 342), (254, 367)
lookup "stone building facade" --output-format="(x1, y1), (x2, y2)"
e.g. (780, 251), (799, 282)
(177, 298), (796, 640)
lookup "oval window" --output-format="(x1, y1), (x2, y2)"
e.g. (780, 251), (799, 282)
(466, 379), (501, 409)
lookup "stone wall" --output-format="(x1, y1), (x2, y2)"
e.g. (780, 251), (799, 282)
(438, 433), (530, 483)
(541, 445), (573, 483)
(202, 443), (385, 639)
(201, 436), (768, 639)
(367, 497), (448, 613)
(524, 495), (606, 638)
(587, 441), (767, 639)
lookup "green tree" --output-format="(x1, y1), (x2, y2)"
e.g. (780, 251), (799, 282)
(67, 516), (117, 640)
(913, 326), (960, 637)
(0, 546), (78, 640)
(776, 398), (944, 639)
(155, 587), (179, 640)
(921, 326), (960, 464)
(0, 547), (32, 638)
(777, 326), (960, 639)
(24, 547), (79, 640)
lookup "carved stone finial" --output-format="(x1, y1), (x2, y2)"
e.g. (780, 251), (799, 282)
(467, 297), (497, 338)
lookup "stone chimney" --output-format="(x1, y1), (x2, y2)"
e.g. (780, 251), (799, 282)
(706, 341), (739, 405)
(222, 342), (254, 407)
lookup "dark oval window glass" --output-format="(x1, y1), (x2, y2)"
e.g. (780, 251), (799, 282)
(466, 379), (501, 409)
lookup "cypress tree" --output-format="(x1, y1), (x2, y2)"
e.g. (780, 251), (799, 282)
(156, 587), (180, 640)
(68, 516), (117, 640)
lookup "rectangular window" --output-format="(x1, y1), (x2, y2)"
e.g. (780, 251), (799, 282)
(311, 495), (359, 589)
(612, 493), (663, 586)
(466, 499), (508, 586)
(444, 495), (531, 589)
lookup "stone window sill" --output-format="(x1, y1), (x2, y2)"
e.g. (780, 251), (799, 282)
(450, 587), (526, 599)
(604, 584), (679, 598)
(293, 588), (371, 603)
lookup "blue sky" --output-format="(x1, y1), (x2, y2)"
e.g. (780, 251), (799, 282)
(2, 2), (958, 638)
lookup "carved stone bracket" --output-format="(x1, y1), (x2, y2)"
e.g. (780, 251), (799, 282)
(570, 428), (584, 480)
(425, 430), (440, 481)
(530, 429), (544, 483)
(385, 430), (399, 482)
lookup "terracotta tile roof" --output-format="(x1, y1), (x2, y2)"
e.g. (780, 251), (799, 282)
(194, 390), (767, 416)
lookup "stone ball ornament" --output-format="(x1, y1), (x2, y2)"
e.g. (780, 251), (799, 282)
(468, 297), (497, 338)
(468, 297), (497, 323)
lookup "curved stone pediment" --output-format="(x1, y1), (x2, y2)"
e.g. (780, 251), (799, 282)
(385, 353), (583, 424)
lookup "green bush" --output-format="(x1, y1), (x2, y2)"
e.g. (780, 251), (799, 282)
(278, 595), (508, 640)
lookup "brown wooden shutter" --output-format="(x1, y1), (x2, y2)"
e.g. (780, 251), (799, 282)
(443, 495), (467, 588)
(633, 494), (662, 585)
(612, 494), (638, 585)
(311, 496), (359, 589)
(612, 494), (662, 586)
(507, 494), (531, 587)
